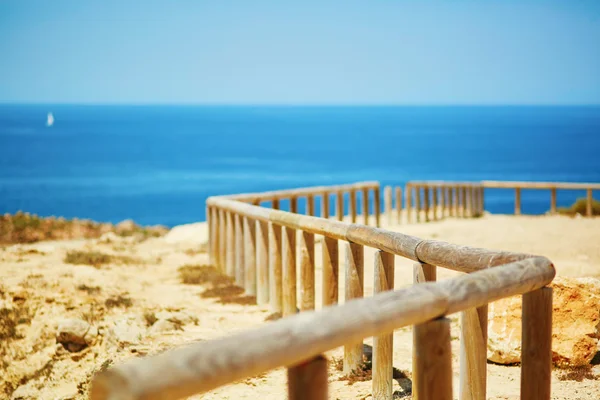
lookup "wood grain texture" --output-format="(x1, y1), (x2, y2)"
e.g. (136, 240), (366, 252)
(288, 355), (328, 400)
(373, 251), (395, 400)
(395, 186), (402, 224)
(91, 282), (448, 400)
(322, 236), (339, 307)
(243, 216), (257, 296)
(299, 231), (315, 311)
(256, 220), (269, 305)
(459, 305), (488, 400)
(344, 241), (364, 375)
(413, 262), (436, 400)
(521, 287), (553, 400)
(235, 214), (245, 287)
(282, 226), (297, 316)
(268, 222), (282, 314)
(414, 317), (453, 400)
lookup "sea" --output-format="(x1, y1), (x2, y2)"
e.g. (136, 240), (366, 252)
(1, 105), (599, 227)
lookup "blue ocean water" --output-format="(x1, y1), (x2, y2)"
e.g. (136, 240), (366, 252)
(1, 105), (599, 227)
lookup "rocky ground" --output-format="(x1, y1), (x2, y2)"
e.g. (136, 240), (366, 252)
(0, 214), (599, 399)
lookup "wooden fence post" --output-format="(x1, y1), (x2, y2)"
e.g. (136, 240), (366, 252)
(550, 188), (557, 215)
(440, 186), (446, 218)
(306, 195), (314, 216)
(321, 192), (330, 219)
(432, 186), (438, 221)
(344, 241), (364, 374)
(350, 190), (357, 223)
(415, 186), (422, 223)
(282, 226), (297, 316)
(290, 197), (298, 214)
(374, 186), (381, 227)
(268, 222), (282, 314)
(414, 317), (453, 400)
(424, 186), (430, 222)
(256, 220), (269, 305)
(322, 237), (339, 308)
(462, 186), (468, 218)
(454, 185), (459, 217)
(272, 199), (280, 210)
(449, 187), (454, 217)
(384, 186), (393, 226)
(459, 306), (488, 400)
(515, 188), (521, 215)
(243, 216), (257, 296)
(521, 287), (552, 400)
(288, 355), (328, 400)
(362, 188), (370, 225)
(235, 214), (245, 287)
(413, 262), (437, 400)
(587, 188), (593, 217)
(336, 191), (344, 221)
(300, 231), (315, 311)
(226, 212), (235, 277)
(406, 185), (412, 223)
(207, 206), (213, 265)
(373, 251), (395, 400)
(396, 186), (402, 224)
(219, 209), (226, 273)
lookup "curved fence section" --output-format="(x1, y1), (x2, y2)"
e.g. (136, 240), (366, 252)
(91, 181), (557, 400)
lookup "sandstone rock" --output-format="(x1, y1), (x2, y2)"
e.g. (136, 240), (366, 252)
(488, 276), (600, 367)
(105, 316), (146, 347)
(56, 319), (98, 352)
(148, 319), (180, 334)
(154, 310), (198, 326)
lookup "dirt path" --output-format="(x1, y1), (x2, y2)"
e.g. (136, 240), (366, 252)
(1, 214), (599, 399)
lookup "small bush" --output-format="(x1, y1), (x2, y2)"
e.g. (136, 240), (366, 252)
(178, 264), (229, 285)
(557, 198), (600, 216)
(64, 250), (138, 267)
(77, 284), (101, 294)
(143, 312), (158, 327)
(105, 294), (133, 309)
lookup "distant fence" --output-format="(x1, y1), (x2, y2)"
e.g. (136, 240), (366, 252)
(91, 180), (559, 400)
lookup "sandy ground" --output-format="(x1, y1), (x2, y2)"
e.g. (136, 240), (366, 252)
(1, 213), (599, 399)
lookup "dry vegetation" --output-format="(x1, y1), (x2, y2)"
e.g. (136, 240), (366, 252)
(178, 264), (257, 305)
(0, 212), (168, 245)
(558, 198), (600, 216)
(64, 250), (140, 268)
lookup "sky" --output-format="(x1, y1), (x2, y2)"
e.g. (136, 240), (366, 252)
(1, 1), (600, 105)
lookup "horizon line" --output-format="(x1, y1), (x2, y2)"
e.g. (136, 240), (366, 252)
(1, 102), (600, 107)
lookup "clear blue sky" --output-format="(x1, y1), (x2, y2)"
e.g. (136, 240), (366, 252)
(1, 1), (599, 105)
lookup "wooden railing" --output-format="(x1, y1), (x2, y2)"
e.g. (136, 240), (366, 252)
(90, 181), (556, 400)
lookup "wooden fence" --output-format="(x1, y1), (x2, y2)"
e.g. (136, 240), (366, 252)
(91, 181), (556, 400)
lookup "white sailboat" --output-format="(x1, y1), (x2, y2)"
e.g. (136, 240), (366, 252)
(46, 112), (54, 127)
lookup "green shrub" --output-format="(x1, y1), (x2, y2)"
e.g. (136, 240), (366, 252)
(557, 198), (600, 216)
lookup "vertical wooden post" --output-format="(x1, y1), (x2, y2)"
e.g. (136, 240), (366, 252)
(373, 251), (395, 400)
(415, 186), (422, 223)
(550, 187), (557, 215)
(374, 186), (381, 227)
(448, 187), (455, 217)
(432, 186), (438, 221)
(414, 317), (453, 400)
(272, 199), (280, 210)
(480, 187), (485, 214)
(282, 226), (297, 316)
(587, 188), (593, 217)
(395, 186), (402, 224)
(207, 206), (213, 265)
(243, 216), (256, 296)
(322, 237), (339, 308)
(454, 185), (459, 217)
(515, 188), (522, 215)
(344, 241), (364, 374)
(362, 188), (370, 225)
(321, 192), (330, 219)
(473, 187), (480, 216)
(306, 195), (314, 216)
(460, 306), (488, 400)
(521, 287), (552, 400)
(440, 186), (446, 218)
(256, 220), (269, 305)
(219, 209), (226, 273)
(462, 186), (468, 218)
(424, 186), (430, 222)
(384, 186), (393, 226)
(212, 208), (221, 269)
(299, 231), (315, 311)
(336, 191), (344, 221)
(268, 222), (282, 314)
(350, 190), (357, 223)
(290, 197), (298, 214)
(226, 212), (235, 277)
(235, 214), (245, 287)
(471, 186), (477, 217)
(288, 355), (328, 400)
(406, 185), (412, 223)
(413, 262), (437, 400)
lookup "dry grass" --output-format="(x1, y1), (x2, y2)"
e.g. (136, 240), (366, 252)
(104, 294), (133, 309)
(557, 365), (599, 382)
(180, 264), (257, 305)
(143, 311), (158, 327)
(558, 198), (600, 216)
(64, 250), (138, 268)
(76, 284), (101, 295)
(178, 264), (227, 285)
